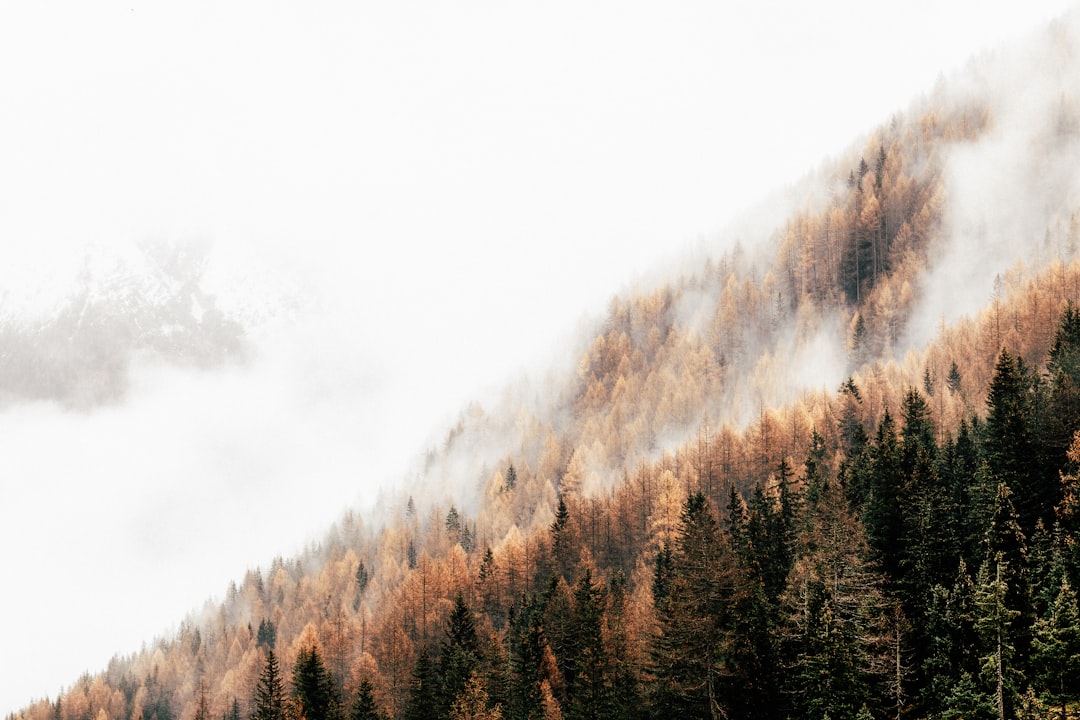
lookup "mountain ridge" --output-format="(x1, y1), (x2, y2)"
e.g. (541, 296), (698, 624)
(11, 9), (1080, 720)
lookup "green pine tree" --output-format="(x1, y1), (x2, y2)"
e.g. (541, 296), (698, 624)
(649, 492), (732, 719)
(565, 569), (613, 720)
(347, 679), (384, 720)
(974, 557), (1021, 720)
(292, 643), (340, 720)
(440, 594), (482, 719)
(1031, 577), (1080, 720)
(252, 649), (287, 720)
(403, 646), (439, 720)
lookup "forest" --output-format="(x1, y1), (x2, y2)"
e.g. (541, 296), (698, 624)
(10, 13), (1080, 720)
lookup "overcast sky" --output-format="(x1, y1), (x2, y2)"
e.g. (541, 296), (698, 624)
(1, 1), (1076, 715)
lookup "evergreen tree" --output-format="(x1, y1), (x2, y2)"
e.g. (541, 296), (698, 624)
(252, 649), (287, 720)
(347, 679), (383, 720)
(984, 349), (1043, 533)
(507, 584), (557, 720)
(784, 469), (887, 719)
(974, 557), (1021, 720)
(787, 581), (865, 719)
(947, 360), (963, 396)
(446, 506), (462, 537)
(939, 671), (996, 720)
(293, 643), (340, 720)
(564, 569), (613, 720)
(1031, 577), (1080, 720)
(256, 619), (277, 650)
(550, 496), (574, 582)
(650, 492), (732, 719)
(1045, 301), (1080, 459)
(354, 561), (370, 611)
(604, 570), (644, 720)
(403, 647), (439, 720)
(440, 594), (482, 719)
(864, 410), (904, 582)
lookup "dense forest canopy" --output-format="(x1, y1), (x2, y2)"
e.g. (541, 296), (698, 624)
(11, 10), (1080, 720)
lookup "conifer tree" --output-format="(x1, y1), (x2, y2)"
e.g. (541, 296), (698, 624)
(974, 557), (1021, 720)
(252, 649), (287, 720)
(550, 497), (574, 582)
(440, 594), (482, 719)
(508, 584), (556, 720)
(650, 492), (732, 719)
(864, 409), (904, 582)
(564, 569), (613, 720)
(1031, 577), (1080, 720)
(347, 679), (383, 720)
(293, 643), (340, 720)
(984, 349), (1041, 533)
(403, 647), (438, 720)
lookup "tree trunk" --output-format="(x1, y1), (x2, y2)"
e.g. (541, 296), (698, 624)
(996, 563), (1005, 720)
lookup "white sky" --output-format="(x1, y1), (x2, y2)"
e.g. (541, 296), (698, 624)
(1, 1), (1076, 715)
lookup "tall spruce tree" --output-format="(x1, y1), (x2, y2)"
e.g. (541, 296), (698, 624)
(403, 646), (439, 720)
(347, 679), (383, 720)
(984, 349), (1042, 534)
(293, 643), (340, 720)
(252, 649), (287, 720)
(650, 492), (732, 720)
(564, 569), (613, 720)
(974, 557), (1021, 720)
(440, 594), (482, 718)
(1031, 577), (1080, 720)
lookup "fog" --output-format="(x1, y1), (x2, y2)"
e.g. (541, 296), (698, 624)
(907, 8), (1080, 349)
(1, 1), (1075, 714)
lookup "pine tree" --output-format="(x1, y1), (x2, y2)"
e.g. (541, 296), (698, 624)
(864, 410), (904, 582)
(550, 496), (574, 582)
(293, 643), (340, 720)
(984, 349), (1042, 533)
(403, 647), (439, 720)
(1045, 301), (1080, 459)
(1031, 577), (1080, 720)
(564, 569), (613, 720)
(440, 594), (482, 719)
(947, 361), (963, 395)
(347, 679), (383, 720)
(252, 649), (287, 720)
(508, 584), (557, 720)
(446, 506), (462, 537)
(974, 557), (1021, 720)
(650, 492), (732, 719)
(257, 619), (277, 650)
(787, 581), (865, 719)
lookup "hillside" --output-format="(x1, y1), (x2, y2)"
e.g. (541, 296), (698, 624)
(11, 11), (1080, 720)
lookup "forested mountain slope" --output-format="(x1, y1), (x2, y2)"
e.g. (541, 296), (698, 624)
(12, 11), (1080, 720)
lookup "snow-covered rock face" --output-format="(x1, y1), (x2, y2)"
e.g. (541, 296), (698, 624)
(0, 240), (253, 408)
